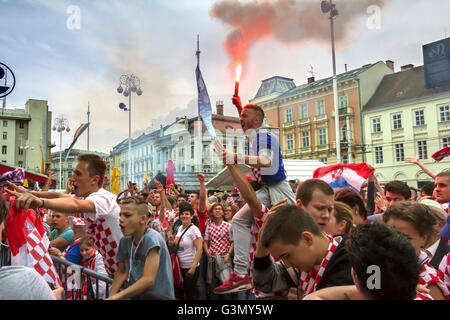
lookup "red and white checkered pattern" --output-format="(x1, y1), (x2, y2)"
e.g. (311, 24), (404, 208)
(437, 252), (450, 300)
(70, 216), (86, 226)
(298, 234), (340, 297)
(25, 219), (62, 287)
(204, 221), (232, 255)
(251, 167), (262, 184)
(63, 238), (81, 259)
(83, 215), (119, 277)
(417, 251), (449, 299)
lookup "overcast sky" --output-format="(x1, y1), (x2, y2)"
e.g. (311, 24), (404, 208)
(1, 0), (449, 154)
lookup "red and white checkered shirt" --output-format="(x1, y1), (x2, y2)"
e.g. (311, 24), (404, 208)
(251, 167), (262, 184)
(298, 234), (340, 297)
(437, 252), (450, 300)
(416, 251), (449, 300)
(81, 188), (123, 277)
(204, 220), (232, 255)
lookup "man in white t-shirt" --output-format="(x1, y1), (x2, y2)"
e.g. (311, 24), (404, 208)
(7, 154), (123, 276)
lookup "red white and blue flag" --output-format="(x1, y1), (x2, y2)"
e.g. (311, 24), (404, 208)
(313, 163), (374, 192)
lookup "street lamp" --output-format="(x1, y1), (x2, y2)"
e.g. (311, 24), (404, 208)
(321, 0), (341, 163)
(52, 116), (70, 189)
(117, 74), (143, 183)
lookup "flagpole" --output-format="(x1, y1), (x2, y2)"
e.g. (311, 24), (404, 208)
(196, 34), (200, 119)
(87, 102), (90, 151)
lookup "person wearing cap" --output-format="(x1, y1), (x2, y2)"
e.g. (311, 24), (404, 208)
(49, 216), (86, 265)
(420, 199), (450, 269)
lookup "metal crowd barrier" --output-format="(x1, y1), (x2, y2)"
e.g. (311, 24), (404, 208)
(51, 255), (113, 300)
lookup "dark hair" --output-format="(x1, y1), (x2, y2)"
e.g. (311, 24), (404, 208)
(178, 202), (194, 216)
(383, 201), (435, 238)
(384, 181), (411, 200)
(346, 223), (420, 300)
(261, 205), (324, 248)
(335, 187), (368, 220)
(409, 187), (417, 201)
(177, 194), (188, 201)
(208, 202), (225, 215)
(244, 104), (265, 123)
(296, 179), (334, 206)
(0, 193), (8, 226)
(420, 181), (435, 197)
(189, 191), (199, 199)
(77, 154), (106, 187)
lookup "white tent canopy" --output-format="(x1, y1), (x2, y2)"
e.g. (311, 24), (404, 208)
(205, 159), (326, 191)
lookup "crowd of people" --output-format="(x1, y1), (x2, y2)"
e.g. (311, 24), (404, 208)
(0, 97), (450, 301)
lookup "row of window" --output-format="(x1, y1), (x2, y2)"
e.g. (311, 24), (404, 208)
(284, 94), (349, 123)
(373, 138), (450, 164)
(371, 105), (450, 132)
(1, 120), (25, 128)
(285, 128), (328, 150)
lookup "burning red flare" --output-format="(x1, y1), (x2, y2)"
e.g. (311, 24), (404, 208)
(234, 64), (242, 96)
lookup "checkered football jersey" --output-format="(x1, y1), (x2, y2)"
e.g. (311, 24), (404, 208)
(204, 220), (232, 255)
(437, 252), (450, 300)
(81, 188), (123, 277)
(416, 251), (449, 300)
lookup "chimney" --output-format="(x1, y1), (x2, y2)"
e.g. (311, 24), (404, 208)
(307, 77), (315, 84)
(386, 60), (394, 72)
(401, 64), (414, 71)
(216, 100), (224, 115)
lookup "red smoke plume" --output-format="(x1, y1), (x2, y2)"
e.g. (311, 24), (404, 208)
(211, 0), (386, 71)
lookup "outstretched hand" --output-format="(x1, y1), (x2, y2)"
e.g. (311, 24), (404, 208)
(232, 95), (242, 110)
(5, 186), (41, 210)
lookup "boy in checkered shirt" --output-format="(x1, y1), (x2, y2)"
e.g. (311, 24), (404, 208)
(8, 154), (122, 277)
(213, 96), (295, 294)
(252, 204), (353, 299)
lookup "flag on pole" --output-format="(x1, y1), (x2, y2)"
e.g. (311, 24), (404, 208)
(432, 145), (450, 162)
(196, 65), (216, 138)
(313, 163), (374, 192)
(63, 123), (89, 161)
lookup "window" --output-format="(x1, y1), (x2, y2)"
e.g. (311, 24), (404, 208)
(286, 133), (294, 150)
(19, 121), (25, 129)
(414, 110), (425, 126)
(1, 146), (6, 155)
(440, 105), (450, 122)
(320, 157), (328, 164)
(285, 108), (292, 123)
(392, 113), (402, 130)
(343, 155), (349, 164)
(301, 131), (309, 148)
(339, 93), (348, 109)
(191, 145), (195, 159)
(18, 161), (23, 168)
(18, 146), (24, 155)
(300, 104), (308, 119)
(2, 121), (7, 127)
(375, 146), (383, 164)
(418, 140), (428, 160)
(317, 100), (325, 116)
(2, 132), (6, 140)
(341, 124), (348, 141)
(318, 128), (327, 145)
(395, 143), (404, 162)
(372, 117), (381, 133)
(443, 137), (450, 147)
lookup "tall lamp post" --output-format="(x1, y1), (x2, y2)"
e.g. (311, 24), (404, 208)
(52, 116), (70, 189)
(117, 74), (143, 183)
(321, 0), (341, 163)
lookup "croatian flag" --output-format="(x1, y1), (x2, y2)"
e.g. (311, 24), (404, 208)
(432, 146), (450, 162)
(313, 163), (374, 192)
(196, 65), (216, 139)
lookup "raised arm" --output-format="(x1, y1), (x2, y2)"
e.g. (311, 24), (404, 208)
(41, 169), (55, 192)
(232, 95), (243, 116)
(197, 173), (208, 213)
(405, 157), (437, 179)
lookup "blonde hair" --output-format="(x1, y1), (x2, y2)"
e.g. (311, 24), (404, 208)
(334, 201), (355, 234)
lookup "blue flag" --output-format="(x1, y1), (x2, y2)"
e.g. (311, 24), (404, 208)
(196, 65), (216, 138)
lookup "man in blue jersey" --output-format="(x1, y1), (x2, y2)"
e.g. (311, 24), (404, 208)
(213, 96), (296, 295)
